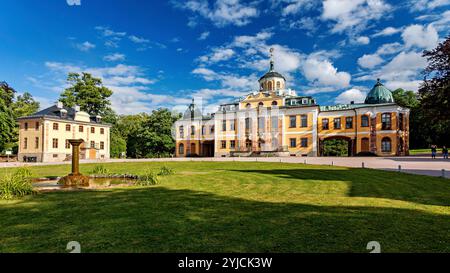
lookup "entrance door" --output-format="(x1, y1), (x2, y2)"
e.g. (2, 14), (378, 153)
(361, 138), (370, 152)
(89, 148), (97, 159)
(191, 143), (196, 155)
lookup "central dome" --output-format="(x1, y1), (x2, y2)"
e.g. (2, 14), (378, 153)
(365, 79), (395, 104)
(258, 48), (286, 91)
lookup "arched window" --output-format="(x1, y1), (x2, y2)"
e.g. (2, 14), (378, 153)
(178, 143), (184, 155)
(276, 81), (281, 89)
(381, 113), (392, 130)
(381, 137), (391, 152)
(258, 102), (264, 107)
(246, 103), (251, 109)
(179, 126), (184, 138)
(190, 126), (195, 136)
(271, 101), (278, 106)
(268, 81), (272, 90)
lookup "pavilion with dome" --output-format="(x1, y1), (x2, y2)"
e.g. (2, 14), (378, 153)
(174, 49), (409, 157)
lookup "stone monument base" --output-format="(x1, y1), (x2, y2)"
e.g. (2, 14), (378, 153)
(59, 174), (90, 187)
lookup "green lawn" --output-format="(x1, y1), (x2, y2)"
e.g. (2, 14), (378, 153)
(0, 162), (449, 253)
(409, 149), (431, 155)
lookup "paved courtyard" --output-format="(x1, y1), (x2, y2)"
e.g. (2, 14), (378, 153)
(1, 155), (449, 178)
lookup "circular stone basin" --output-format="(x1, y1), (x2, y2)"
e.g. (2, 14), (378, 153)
(32, 177), (137, 191)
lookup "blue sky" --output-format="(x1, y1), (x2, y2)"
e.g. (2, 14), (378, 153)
(0, 0), (449, 114)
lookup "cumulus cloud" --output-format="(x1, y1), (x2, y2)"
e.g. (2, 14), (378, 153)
(410, 0), (450, 11)
(103, 53), (126, 62)
(301, 54), (351, 88)
(176, 0), (259, 27)
(335, 88), (366, 104)
(66, 0), (81, 5)
(192, 67), (258, 90)
(321, 0), (391, 34)
(42, 61), (178, 114)
(358, 54), (384, 69)
(76, 41), (95, 52)
(129, 35), (150, 44)
(355, 51), (427, 91)
(281, 0), (316, 16)
(402, 24), (439, 50)
(199, 48), (235, 63)
(198, 31), (210, 40)
(372, 26), (402, 37)
(355, 36), (370, 45)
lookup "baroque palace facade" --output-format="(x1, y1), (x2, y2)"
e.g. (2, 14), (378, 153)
(17, 102), (111, 162)
(175, 51), (410, 157)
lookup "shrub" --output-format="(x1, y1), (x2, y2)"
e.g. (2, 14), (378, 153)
(136, 170), (159, 186)
(0, 168), (35, 199)
(90, 165), (109, 175)
(158, 166), (175, 176)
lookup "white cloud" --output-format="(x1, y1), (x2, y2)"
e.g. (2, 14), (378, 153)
(178, 0), (259, 27)
(375, 42), (403, 55)
(43, 62), (174, 114)
(198, 31), (210, 40)
(103, 53), (126, 62)
(129, 35), (150, 44)
(281, 0), (315, 16)
(355, 36), (370, 45)
(372, 26), (402, 37)
(358, 54), (384, 69)
(286, 17), (318, 34)
(410, 0), (450, 11)
(192, 67), (258, 90)
(76, 41), (95, 52)
(199, 48), (235, 63)
(301, 55), (351, 88)
(402, 24), (439, 50)
(335, 88), (366, 104)
(355, 51), (427, 91)
(321, 0), (391, 34)
(95, 26), (126, 38)
(66, 0), (81, 5)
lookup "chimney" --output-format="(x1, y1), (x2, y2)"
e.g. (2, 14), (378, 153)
(57, 101), (64, 109)
(95, 115), (102, 123)
(74, 105), (80, 112)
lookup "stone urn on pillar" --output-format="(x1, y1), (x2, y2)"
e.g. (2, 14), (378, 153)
(59, 139), (90, 187)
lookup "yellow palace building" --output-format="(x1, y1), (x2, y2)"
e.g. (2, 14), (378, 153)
(175, 51), (410, 158)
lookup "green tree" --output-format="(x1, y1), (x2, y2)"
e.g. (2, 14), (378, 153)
(59, 73), (114, 117)
(392, 88), (427, 149)
(392, 88), (420, 108)
(323, 139), (348, 156)
(110, 132), (127, 158)
(0, 82), (15, 105)
(128, 109), (181, 158)
(11, 92), (40, 119)
(0, 97), (15, 152)
(417, 35), (450, 147)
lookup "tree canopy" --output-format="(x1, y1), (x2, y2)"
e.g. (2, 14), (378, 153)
(0, 83), (40, 153)
(59, 73), (114, 117)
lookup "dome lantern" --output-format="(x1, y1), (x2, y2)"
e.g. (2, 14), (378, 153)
(258, 48), (286, 92)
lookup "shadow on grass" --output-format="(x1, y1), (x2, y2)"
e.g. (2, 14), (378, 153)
(230, 168), (450, 206)
(0, 187), (448, 253)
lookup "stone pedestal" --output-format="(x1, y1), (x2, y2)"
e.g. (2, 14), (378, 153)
(59, 139), (89, 186)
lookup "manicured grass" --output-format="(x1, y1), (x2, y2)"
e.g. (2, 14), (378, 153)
(0, 162), (449, 253)
(409, 149), (431, 155)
